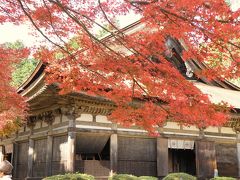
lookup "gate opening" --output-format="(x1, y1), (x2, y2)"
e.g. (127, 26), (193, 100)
(168, 149), (196, 175)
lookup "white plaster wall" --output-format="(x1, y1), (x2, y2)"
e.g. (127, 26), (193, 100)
(42, 121), (48, 128)
(96, 115), (111, 123)
(61, 115), (68, 123)
(221, 127), (236, 134)
(164, 122), (181, 130)
(76, 114), (93, 122)
(53, 116), (61, 125)
(182, 125), (199, 131)
(34, 121), (41, 129)
(205, 126), (219, 133)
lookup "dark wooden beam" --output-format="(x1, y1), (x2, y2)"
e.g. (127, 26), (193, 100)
(110, 133), (118, 173)
(236, 143), (240, 178)
(237, 134), (240, 178)
(12, 143), (18, 178)
(157, 137), (168, 177)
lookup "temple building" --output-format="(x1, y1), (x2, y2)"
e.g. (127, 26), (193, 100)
(1, 22), (240, 180)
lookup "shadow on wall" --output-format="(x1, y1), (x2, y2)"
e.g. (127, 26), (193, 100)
(75, 134), (111, 177)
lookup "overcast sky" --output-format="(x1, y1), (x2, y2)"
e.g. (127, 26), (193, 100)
(0, 1), (239, 46)
(231, 0), (240, 11)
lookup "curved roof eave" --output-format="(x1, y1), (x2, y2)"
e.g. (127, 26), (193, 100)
(17, 61), (45, 94)
(194, 82), (240, 109)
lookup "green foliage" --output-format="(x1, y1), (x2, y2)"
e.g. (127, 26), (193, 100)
(11, 58), (38, 87)
(109, 174), (158, 180)
(138, 176), (158, 180)
(43, 173), (95, 180)
(4, 40), (24, 49)
(109, 174), (138, 180)
(210, 177), (236, 180)
(163, 173), (196, 180)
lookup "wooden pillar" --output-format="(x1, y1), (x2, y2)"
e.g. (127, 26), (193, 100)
(67, 113), (76, 172)
(93, 114), (97, 122)
(12, 142), (18, 178)
(195, 140), (217, 180)
(46, 127), (53, 176)
(237, 142), (240, 178)
(157, 137), (168, 178)
(27, 138), (34, 178)
(236, 133), (240, 178)
(0, 146), (4, 162)
(110, 133), (118, 173)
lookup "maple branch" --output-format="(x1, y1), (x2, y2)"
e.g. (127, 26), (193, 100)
(0, 6), (14, 20)
(49, 0), (125, 56)
(132, 77), (170, 114)
(58, 0), (163, 63)
(158, 7), (240, 53)
(47, 1), (152, 90)
(48, 0), (157, 70)
(130, 0), (158, 5)
(59, 3), (151, 64)
(160, 10), (181, 28)
(42, 0), (68, 46)
(63, 5), (130, 48)
(98, 0), (123, 35)
(16, 0), (66, 51)
(131, 79), (136, 98)
(17, 0), (109, 81)
(216, 42), (240, 66)
(228, 41), (240, 49)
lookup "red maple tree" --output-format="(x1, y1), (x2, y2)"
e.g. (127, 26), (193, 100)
(1, 0), (240, 133)
(0, 45), (28, 134)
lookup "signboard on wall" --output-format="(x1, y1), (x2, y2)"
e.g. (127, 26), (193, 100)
(168, 139), (194, 149)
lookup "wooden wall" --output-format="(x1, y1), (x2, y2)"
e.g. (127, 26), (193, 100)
(195, 141), (216, 179)
(216, 143), (238, 177)
(33, 138), (47, 177)
(51, 135), (68, 175)
(118, 136), (157, 176)
(16, 142), (28, 179)
(7, 123), (240, 179)
(75, 160), (110, 176)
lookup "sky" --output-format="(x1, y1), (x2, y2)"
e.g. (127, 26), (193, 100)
(231, 0), (240, 11)
(0, 23), (37, 46)
(0, 1), (239, 46)
(0, 12), (140, 47)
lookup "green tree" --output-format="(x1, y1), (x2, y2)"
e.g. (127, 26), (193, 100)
(4, 41), (38, 87)
(11, 58), (38, 87)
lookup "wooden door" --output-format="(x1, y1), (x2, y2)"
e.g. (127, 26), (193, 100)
(195, 141), (217, 179)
